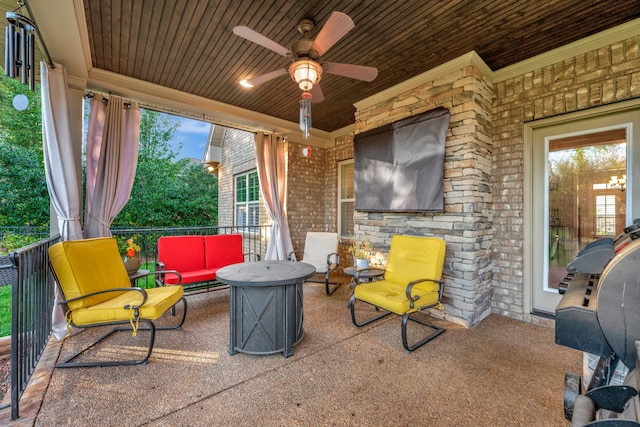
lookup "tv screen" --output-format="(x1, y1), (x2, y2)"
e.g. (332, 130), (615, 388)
(354, 107), (450, 212)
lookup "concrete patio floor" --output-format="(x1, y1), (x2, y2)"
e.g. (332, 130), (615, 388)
(2, 273), (580, 426)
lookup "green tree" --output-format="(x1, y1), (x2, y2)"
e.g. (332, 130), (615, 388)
(0, 75), (48, 226)
(113, 109), (218, 226)
(0, 83), (217, 228)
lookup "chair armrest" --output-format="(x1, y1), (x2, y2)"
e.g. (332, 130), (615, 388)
(154, 262), (182, 286)
(288, 251), (303, 261)
(141, 269), (182, 286)
(155, 261), (166, 287)
(406, 278), (444, 309)
(244, 252), (261, 261)
(60, 287), (149, 309)
(326, 252), (340, 270)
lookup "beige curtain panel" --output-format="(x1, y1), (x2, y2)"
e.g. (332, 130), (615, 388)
(255, 132), (295, 260)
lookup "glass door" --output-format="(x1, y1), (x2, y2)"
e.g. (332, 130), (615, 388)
(547, 132), (627, 293)
(527, 104), (640, 315)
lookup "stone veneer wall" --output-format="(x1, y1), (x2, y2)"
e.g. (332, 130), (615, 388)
(353, 63), (494, 327)
(491, 35), (640, 324)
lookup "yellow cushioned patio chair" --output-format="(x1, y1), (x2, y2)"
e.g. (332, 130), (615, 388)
(48, 237), (187, 368)
(348, 235), (446, 352)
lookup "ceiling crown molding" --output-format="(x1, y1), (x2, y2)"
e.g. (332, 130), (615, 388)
(354, 51), (492, 111)
(493, 17), (640, 82)
(87, 67), (332, 147)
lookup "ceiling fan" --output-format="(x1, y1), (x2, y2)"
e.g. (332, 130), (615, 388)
(233, 11), (378, 105)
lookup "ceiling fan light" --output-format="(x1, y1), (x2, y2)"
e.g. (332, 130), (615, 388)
(298, 79), (313, 91)
(239, 79), (254, 88)
(290, 59), (322, 92)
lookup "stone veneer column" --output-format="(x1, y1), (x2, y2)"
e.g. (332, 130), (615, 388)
(353, 55), (494, 327)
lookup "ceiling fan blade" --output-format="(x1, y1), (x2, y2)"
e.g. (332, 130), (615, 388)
(322, 62), (378, 82)
(310, 12), (354, 57)
(310, 84), (324, 103)
(240, 68), (288, 87)
(233, 26), (291, 57)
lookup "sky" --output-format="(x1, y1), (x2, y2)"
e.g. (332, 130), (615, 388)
(169, 115), (212, 160)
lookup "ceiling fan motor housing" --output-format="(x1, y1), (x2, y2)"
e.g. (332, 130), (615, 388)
(291, 38), (317, 58)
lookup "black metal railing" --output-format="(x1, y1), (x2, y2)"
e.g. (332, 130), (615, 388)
(0, 226), (51, 287)
(5, 234), (60, 420)
(0, 226), (49, 240)
(2, 225), (271, 419)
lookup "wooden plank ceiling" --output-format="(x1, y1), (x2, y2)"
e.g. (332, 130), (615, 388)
(80, 0), (639, 132)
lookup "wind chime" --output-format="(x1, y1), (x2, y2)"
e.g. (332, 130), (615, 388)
(4, 1), (54, 111)
(299, 92), (312, 139)
(4, 0), (53, 94)
(4, 8), (35, 90)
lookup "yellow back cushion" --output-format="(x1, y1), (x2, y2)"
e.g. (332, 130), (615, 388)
(49, 237), (131, 310)
(384, 235), (446, 285)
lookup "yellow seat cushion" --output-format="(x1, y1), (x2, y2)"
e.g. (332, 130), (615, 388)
(354, 235), (445, 315)
(49, 237), (185, 328)
(70, 285), (184, 326)
(354, 279), (440, 315)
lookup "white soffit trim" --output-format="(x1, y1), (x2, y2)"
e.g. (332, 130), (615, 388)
(31, 0), (89, 81)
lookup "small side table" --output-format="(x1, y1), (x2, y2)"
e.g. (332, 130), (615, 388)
(128, 269), (150, 286)
(343, 266), (385, 288)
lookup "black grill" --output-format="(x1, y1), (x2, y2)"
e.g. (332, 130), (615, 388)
(555, 222), (640, 370)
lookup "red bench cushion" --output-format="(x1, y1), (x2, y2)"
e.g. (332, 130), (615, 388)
(204, 234), (244, 270)
(163, 269), (217, 285)
(157, 236), (205, 272)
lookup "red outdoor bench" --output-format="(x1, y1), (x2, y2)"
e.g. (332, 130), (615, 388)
(156, 234), (258, 292)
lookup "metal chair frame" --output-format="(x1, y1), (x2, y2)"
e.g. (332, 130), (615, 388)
(50, 267), (187, 368)
(289, 250), (340, 295)
(348, 284), (444, 352)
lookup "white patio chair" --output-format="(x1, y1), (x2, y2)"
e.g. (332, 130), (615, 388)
(288, 232), (341, 295)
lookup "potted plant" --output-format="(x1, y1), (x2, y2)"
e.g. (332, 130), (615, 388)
(122, 238), (141, 274)
(349, 235), (373, 269)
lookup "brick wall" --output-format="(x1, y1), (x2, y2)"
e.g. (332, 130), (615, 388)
(353, 61), (495, 327)
(218, 128), (264, 227)
(491, 35), (640, 323)
(287, 140), (334, 253)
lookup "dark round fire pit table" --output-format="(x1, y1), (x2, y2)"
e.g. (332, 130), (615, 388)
(216, 260), (316, 358)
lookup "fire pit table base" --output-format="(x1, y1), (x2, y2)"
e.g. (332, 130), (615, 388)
(216, 261), (316, 358)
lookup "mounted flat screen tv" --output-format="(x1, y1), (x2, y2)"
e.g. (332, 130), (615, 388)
(353, 107), (450, 212)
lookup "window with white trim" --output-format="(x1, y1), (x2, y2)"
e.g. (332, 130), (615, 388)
(338, 160), (354, 238)
(595, 194), (616, 236)
(235, 170), (259, 226)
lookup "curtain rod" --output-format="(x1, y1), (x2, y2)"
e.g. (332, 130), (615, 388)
(85, 92), (133, 109)
(85, 90), (259, 134)
(22, 0), (54, 69)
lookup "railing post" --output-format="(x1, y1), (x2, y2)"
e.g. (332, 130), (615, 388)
(6, 235), (59, 420)
(9, 251), (19, 420)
